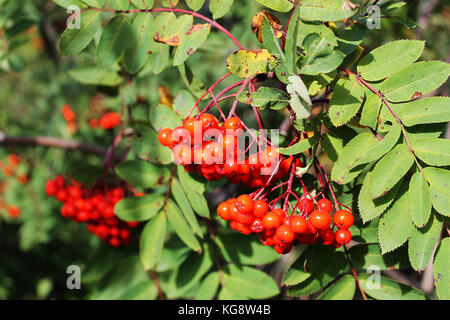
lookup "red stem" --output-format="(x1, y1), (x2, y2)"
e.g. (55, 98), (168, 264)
(87, 8), (244, 50)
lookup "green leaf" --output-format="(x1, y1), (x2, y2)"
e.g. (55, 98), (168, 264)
(90, 256), (157, 300)
(331, 132), (378, 185)
(123, 13), (153, 74)
(288, 253), (347, 297)
(336, 24), (365, 55)
(284, 5), (299, 75)
(397, 97), (450, 126)
(177, 63), (208, 99)
(171, 178), (202, 237)
(185, 0), (205, 11)
(177, 166), (209, 218)
(369, 144), (414, 199)
(282, 251), (310, 286)
(96, 15), (131, 67)
(218, 285), (247, 300)
(328, 74), (365, 126)
(320, 133), (344, 162)
(130, 0), (154, 9)
(298, 0), (356, 21)
(408, 172), (432, 228)
(223, 264), (279, 299)
(53, 0), (87, 8)
(130, 129), (173, 165)
(381, 61), (450, 102)
(318, 275), (355, 300)
(164, 246), (212, 298)
(149, 104), (182, 131)
(423, 167), (450, 217)
(298, 33), (344, 75)
(360, 93), (382, 129)
(156, 235), (191, 272)
(226, 49), (277, 78)
(105, 0), (129, 10)
(68, 66), (122, 86)
(159, 0), (179, 7)
(296, 21), (338, 48)
(173, 90), (196, 119)
(152, 13), (192, 47)
(82, 0), (104, 8)
(256, 0), (293, 12)
(176, 163), (206, 193)
(214, 233), (280, 265)
(412, 138), (450, 166)
(351, 219), (379, 244)
(196, 272), (220, 300)
(262, 18), (285, 59)
(238, 87), (290, 110)
(357, 124), (401, 165)
(378, 182), (413, 254)
(408, 212), (442, 271)
(286, 75), (312, 121)
(114, 194), (165, 222)
(173, 23), (210, 66)
(359, 274), (427, 300)
(278, 135), (318, 155)
(358, 171), (401, 223)
(165, 200), (201, 252)
(140, 213), (167, 270)
(358, 40), (425, 81)
(209, 0), (234, 19)
(116, 160), (171, 188)
(349, 244), (410, 271)
(433, 238), (450, 300)
(60, 10), (102, 55)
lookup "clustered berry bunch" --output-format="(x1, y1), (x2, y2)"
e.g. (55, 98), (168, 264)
(89, 111), (121, 130)
(0, 153), (29, 184)
(217, 194), (355, 254)
(45, 176), (138, 247)
(158, 113), (297, 188)
(61, 104), (77, 134)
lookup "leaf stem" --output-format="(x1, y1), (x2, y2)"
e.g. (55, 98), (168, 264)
(340, 68), (426, 177)
(87, 7), (244, 50)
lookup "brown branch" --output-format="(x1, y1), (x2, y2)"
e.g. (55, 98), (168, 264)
(0, 132), (122, 160)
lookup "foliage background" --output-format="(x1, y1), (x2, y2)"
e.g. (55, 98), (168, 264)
(0, 0), (448, 300)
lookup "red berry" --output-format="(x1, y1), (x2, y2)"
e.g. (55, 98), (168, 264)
(262, 212), (282, 229)
(309, 210), (331, 230)
(236, 194), (254, 214)
(333, 210), (354, 229)
(298, 197), (314, 214)
(317, 198), (333, 213)
(250, 218), (264, 233)
(217, 202), (231, 220)
(319, 229), (335, 245)
(45, 180), (57, 196)
(289, 216), (307, 234)
(158, 128), (173, 147)
(275, 225), (295, 243)
(223, 117), (243, 131)
(253, 200), (269, 218)
(199, 113), (219, 130)
(335, 229), (352, 245)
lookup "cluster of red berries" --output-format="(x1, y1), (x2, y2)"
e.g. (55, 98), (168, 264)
(61, 104), (77, 134)
(45, 176), (139, 247)
(0, 153), (29, 184)
(158, 113), (301, 188)
(217, 195), (354, 254)
(89, 112), (121, 130)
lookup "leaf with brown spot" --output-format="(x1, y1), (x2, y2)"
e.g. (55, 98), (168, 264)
(251, 11), (283, 43)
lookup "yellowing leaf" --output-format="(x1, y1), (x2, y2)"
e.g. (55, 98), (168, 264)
(226, 49), (277, 78)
